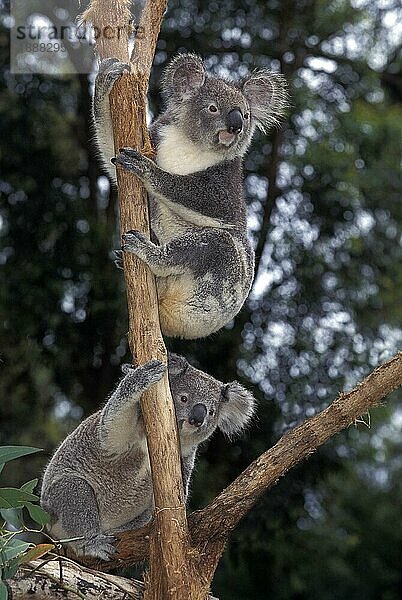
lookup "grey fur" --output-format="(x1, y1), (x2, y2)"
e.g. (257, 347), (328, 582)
(40, 355), (256, 560)
(92, 54), (287, 339)
(92, 57), (131, 179)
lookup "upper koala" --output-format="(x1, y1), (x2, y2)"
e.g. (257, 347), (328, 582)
(40, 354), (256, 560)
(93, 55), (287, 339)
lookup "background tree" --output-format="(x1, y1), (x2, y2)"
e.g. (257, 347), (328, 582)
(0, 0), (401, 598)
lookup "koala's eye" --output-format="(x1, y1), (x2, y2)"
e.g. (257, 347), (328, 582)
(208, 104), (218, 113)
(180, 394), (188, 403)
(244, 112), (250, 120)
(209, 408), (215, 416)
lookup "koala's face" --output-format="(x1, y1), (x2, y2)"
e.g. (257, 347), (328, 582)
(168, 354), (256, 450)
(181, 78), (254, 159)
(169, 356), (223, 445)
(161, 53), (287, 160)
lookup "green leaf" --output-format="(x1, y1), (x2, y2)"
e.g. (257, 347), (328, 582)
(0, 509), (23, 530)
(20, 480), (38, 494)
(0, 538), (30, 563)
(0, 447), (41, 466)
(0, 489), (38, 510)
(2, 557), (19, 580)
(0, 579), (8, 600)
(24, 503), (50, 527)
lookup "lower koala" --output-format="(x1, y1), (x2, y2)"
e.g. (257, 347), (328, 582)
(40, 354), (255, 560)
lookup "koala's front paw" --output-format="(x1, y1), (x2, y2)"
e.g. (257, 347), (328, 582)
(95, 58), (130, 100)
(114, 249), (124, 270)
(121, 230), (148, 256)
(111, 148), (153, 180)
(82, 533), (116, 561)
(121, 360), (166, 392)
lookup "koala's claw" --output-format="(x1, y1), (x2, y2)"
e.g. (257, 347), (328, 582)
(98, 58), (130, 79)
(82, 533), (116, 561)
(112, 148), (151, 178)
(125, 229), (147, 240)
(122, 229), (147, 242)
(124, 360), (167, 391)
(95, 59), (130, 103)
(121, 360), (166, 392)
(139, 359), (167, 386)
(121, 230), (148, 255)
(99, 57), (125, 70)
(114, 249), (123, 270)
(119, 147), (140, 156)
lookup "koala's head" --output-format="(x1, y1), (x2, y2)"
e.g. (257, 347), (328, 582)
(168, 353), (256, 452)
(161, 53), (287, 160)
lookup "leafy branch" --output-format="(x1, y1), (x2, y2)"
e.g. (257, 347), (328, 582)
(0, 447), (53, 599)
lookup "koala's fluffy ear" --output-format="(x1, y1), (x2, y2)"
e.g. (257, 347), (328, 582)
(168, 353), (189, 377)
(218, 382), (256, 437)
(241, 70), (288, 132)
(162, 53), (205, 101)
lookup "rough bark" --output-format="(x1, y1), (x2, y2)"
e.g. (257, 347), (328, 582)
(79, 2), (194, 598)
(8, 559), (219, 600)
(9, 558), (144, 599)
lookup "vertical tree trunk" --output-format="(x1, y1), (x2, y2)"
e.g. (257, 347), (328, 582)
(81, 1), (198, 597)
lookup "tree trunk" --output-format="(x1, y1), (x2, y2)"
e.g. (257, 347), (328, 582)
(80, 1), (196, 598)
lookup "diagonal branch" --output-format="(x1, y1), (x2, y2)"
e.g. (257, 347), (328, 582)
(190, 351), (402, 542)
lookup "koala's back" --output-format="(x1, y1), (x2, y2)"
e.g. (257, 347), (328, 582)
(41, 413), (153, 533)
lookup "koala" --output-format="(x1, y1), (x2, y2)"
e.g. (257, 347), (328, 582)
(93, 55), (287, 339)
(40, 354), (256, 560)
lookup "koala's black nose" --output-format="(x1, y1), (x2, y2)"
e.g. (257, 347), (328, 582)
(226, 108), (243, 134)
(189, 403), (207, 427)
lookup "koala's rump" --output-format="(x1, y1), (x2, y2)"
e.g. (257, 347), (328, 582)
(42, 416), (154, 533)
(157, 230), (254, 338)
(96, 459), (153, 531)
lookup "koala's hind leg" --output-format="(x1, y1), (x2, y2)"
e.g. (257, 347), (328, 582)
(121, 230), (189, 277)
(43, 476), (115, 561)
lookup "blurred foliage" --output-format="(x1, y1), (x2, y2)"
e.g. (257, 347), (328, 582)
(0, 447), (53, 599)
(0, 0), (401, 597)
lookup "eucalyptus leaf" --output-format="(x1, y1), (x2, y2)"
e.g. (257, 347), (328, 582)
(0, 489), (38, 510)
(2, 557), (19, 580)
(20, 479), (38, 494)
(0, 509), (22, 530)
(0, 447), (41, 465)
(0, 579), (7, 600)
(0, 538), (30, 563)
(24, 503), (50, 527)
(18, 543), (54, 564)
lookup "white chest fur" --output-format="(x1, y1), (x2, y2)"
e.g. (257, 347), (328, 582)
(156, 124), (222, 175)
